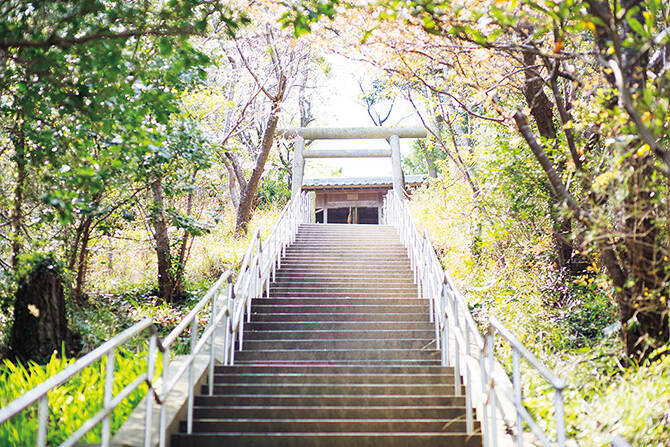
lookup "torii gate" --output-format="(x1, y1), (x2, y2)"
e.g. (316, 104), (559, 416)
(278, 127), (428, 200)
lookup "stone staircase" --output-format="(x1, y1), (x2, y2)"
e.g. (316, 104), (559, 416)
(171, 223), (482, 446)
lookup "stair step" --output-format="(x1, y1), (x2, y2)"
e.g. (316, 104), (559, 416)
(193, 395), (467, 407)
(283, 252), (409, 257)
(241, 339), (436, 350)
(171, 432), (482, 447)
(242, 330), (436, 340)
(270, 277), (416, 290)
(211, 373), (455, 385)
(267, 287), (419, 295)
(250, 313), (428, 323)
(291, 241), (404, 246)
(273, 272), (414, 278)
(268, 293), (419, 298)
(235, 349), (441, 361)
(245, 322), (434, 331)
(213, 365), (454, 374)
(279, 259), (411, 264)
(251, 305), (428, 313)
(270, 279), (415, 287)
(193, 406), (472, 419)
(266, 296), (420, 301)
(232, 360), (443, 366)
(181, 419), (477, 433)
(203, 384), (465, 396)
(272, 273), (415, 280)
(285, 246), (407, 251)
(250, 298), (424, 306)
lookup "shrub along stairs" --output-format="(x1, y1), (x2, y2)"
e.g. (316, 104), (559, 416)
(171, 223), (482, 446)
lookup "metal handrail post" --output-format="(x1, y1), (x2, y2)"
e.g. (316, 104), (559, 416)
(239, 310), (245, 351)
(159, 345), (169, 447)
(480, 345), (490, 447)
(186, 318), (198, 434)
(223, 314), (230, 365)
(555, 389), (566, 447)
(512, 348), (523, 447)
(441, 320), (447, 367)
(36, 395), (48, 447)
(230, 326), (236, 365)
(443, 306), (450, 367)
(145, 334), (157, 447)
(487, 330), (498, 447)
(101, 349), (115, 447)
(452, 302), (461, 397)
(465, 361), (474, 434)
(209, 292), (217, 395)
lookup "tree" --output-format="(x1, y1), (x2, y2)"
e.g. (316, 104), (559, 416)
(142, 120), (212, 302)
(283, 0), (669, 360)
(0, 0), (241, 328)
(358, 79), (395, 126)
(187, 13), (319, 233)
(400, 0), (669, 359)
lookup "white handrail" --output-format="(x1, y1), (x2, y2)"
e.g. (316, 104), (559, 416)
(0, 268), (233, 447)
(383, 189), (568, 447)
(0, 191), (311, 447)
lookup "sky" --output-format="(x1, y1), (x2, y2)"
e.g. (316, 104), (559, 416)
(302, 54), (424, 179)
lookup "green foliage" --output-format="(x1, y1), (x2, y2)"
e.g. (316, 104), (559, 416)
(281, 0), (342, 36)
(257, 170), (290, 209)
(13, 252), (66, 286)
(0, 348), (159, 446)
(403, 140), (441, 176)
(0, 0), (219, 224)
(557, 282), (618, 349)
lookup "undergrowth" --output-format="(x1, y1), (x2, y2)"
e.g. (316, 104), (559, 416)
(408, 179), (670, 447)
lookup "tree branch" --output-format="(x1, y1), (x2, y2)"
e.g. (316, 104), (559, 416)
(1, 26), (203, 51)
(513, 109), (591, 224)
(607, 59), (670, 179)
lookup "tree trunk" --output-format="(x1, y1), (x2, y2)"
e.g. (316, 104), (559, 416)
(10, 256), (68, 364)
(71, 192), (101, 304)
(11, 116), (25, 269)
(521, 51), (557, 140)
(173, 172), (197, 294)
(222, 157), (241, 209)
(67, 219), (85, 271)
(583, 1), (668, 359)
(150, 178), (179, 301)
(514, 110), (669, 360)
(235, 77), (286, 233)
(521, 50), (576, 275)
(617, 156), (669, 358)
(418, 140), (438, 178)
(72, 215), (93, 304)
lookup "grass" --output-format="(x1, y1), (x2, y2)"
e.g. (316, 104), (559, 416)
(0, 348), (161, 446)
(86, 204), (281, 295)
(560, 344), (670, 446)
